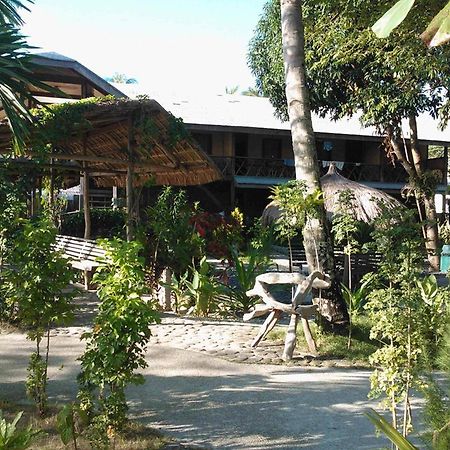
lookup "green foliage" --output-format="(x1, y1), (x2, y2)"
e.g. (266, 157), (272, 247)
(167, 115), (191, 148)
(248, 1), (450, 127)
(366, 409), (418, 450)
(147, 187), (203, 276)
(270, 180), (323, 241)
(421, 319), (450, 450)
(225, 247), (269, 312)
(182, 256), (223, 316)
(60, 208), (126, 239)
(364, 204), (449, 437)
(29, 97), (111, 155)
(439, 221), (450, 244)
(341, 275), (374, 317)
(332, 190), (360, 258)
(78, 239), (159, 442)
(2, 216), (74, 415)
(372, 0), (416, 38)
(0, 410), (42, 450)
(0, 169), (27, 267)
(372, 0), (450, 48)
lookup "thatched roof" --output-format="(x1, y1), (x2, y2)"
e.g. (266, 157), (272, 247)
(262, 163), (403, 224)
(0, 98), (222, 187)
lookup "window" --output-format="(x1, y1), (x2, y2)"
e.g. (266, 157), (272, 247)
(192, 133), (212, 155)
(262, 138), (282, 159)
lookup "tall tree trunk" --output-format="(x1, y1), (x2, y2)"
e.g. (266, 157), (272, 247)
(386, 119), (439, 271)
(280, 0), (348, 327)
(408, 115), (439, 271)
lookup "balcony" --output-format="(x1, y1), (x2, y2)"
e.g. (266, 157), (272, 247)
(210, 156), (446, 185)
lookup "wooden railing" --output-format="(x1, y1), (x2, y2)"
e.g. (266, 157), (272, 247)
(210, 156), (446, 184)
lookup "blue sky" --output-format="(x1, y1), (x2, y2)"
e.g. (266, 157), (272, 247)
(22, 0), (268, 94)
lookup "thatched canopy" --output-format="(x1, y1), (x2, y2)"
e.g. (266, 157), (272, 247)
(262, 163), (403, 224)
(0, 98), (222, 187)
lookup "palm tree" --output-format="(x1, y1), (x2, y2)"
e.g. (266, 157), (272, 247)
(279, 0), (348, 326)
(242, 86), (261, 97)
(0, 0), (30, 26)
(0, 1), (57, 149)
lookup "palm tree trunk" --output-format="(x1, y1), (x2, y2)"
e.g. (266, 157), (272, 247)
(280, 0), (348, 327)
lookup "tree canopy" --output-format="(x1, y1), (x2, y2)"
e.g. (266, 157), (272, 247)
(248, 0), (450, 130)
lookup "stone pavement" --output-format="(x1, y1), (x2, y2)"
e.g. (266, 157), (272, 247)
(53, 289), (367, 369)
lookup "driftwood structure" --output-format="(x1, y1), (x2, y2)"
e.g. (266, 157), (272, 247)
(0, 98), (222, 240)
(244, 271), (331, 360)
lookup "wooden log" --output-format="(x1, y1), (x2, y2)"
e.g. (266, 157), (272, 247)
(243, 303), (272, 321)
(282, 314), (298, 361)
(301, 317), (317, 354)
(251, 309), (282, 348)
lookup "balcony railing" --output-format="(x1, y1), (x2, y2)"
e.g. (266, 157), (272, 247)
(210, 156), (446, 185)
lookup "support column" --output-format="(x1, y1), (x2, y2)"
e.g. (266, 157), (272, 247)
(83, 164), (91, 239)
(126, 114), (135, 241)
(126, 163), (134, 241)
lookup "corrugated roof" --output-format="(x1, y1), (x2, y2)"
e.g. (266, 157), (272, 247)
(117, 84), (450, 144)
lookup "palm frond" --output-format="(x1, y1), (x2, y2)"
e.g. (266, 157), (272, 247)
(0, 0), (32, 27)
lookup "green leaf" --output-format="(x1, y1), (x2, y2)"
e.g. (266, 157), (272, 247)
(372, 0), (415, 38)
(420, 1), (450, 47)
(366, 409), (418, 450)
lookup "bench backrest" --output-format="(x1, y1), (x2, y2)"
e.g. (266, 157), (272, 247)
(55, 235), (107, 262)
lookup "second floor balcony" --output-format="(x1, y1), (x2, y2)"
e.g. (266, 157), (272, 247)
(211, 156), (447, 186)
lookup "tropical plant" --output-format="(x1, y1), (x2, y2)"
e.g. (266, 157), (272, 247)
(225, 247), (269, 312)
(182, 256), (223, 316)
(372, 0), (450, 47)
(0, 410), (42, 450)
(2, 216), (74, 416)
(366, 409), (418, 450)
(78, 239), (159, 444)
(0, 0), (61, 149)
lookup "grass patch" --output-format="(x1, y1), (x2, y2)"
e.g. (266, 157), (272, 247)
(268, 315), (379, 364)
(0, 400), (194, 450)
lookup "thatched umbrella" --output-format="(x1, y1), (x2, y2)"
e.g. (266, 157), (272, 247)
(262, 162), (403, 225)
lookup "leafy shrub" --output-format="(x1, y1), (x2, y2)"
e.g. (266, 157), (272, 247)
(78, 239), (159, 444)
(60, 208), (126, 239)
(0, 411), (42, 450)
(146, 187), (203, 277)
(2, 217), (74, 416)
(191, 208), (244, 262)
(168, 257), (223, 316)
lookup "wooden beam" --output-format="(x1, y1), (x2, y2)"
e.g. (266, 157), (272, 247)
(48, 153), (177, 170)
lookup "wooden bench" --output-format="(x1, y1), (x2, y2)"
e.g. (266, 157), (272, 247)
(54, 235), (107, 289)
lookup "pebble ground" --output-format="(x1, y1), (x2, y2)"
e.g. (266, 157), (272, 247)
(52, 288), (369, 369)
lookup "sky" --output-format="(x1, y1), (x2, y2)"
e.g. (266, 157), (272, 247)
(21, 0), (268, 96)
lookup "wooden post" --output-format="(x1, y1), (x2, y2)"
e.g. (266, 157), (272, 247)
(112, 186), (118, 209)
(282, 314), (298, 361)
(83, 164), (91, 239)
(126, 115), (135, 241)
(126, 163), (134, 241)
